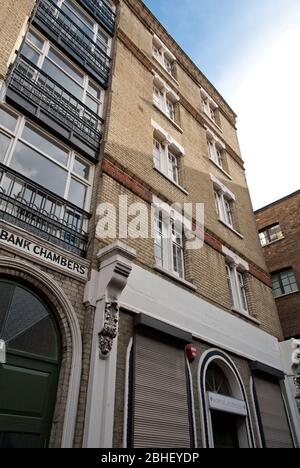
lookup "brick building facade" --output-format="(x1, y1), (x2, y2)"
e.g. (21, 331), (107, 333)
(0, 0), (299, 448)
(255, 191), (300, 340)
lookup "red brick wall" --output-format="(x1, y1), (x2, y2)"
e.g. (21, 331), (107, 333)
(255, 191), (300, 338)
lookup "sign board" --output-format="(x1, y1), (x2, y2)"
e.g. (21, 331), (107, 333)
(0, 340), (6, 364)
(208, 392), (248, 417)
(0, 227), (88, 280)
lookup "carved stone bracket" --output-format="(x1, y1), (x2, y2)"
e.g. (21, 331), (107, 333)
(84, 241), (136, 360)
(98, 301), (119, 358)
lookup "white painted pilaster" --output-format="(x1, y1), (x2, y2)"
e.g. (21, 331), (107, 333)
(83, 242), (136, 448)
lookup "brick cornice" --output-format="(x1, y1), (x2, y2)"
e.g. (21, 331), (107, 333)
(117, 29), (245, 171)
(101, 158), (271, 288)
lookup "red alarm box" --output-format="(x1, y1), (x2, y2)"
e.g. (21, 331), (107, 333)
(186, 344), (197, 362)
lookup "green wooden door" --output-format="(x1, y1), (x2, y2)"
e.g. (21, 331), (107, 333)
(0, 278), (61, 448)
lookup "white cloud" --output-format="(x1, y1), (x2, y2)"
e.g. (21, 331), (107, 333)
(225, 29), (300, 209)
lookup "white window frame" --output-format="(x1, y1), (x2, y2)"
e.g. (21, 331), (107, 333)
(201, 88), (219, 124)
(226, 263), (249, 314)
(24, 28), (105, 118)
(207, 129), (226, 170)
(0, 105), (94, 212)
(153, 210), (185, 279)
(153, 75), (179, 123)
(211, 175), (236, 229)
(259, 224), (284, 247)
(153, 139), (180, 184)
(167, 150), (179, 185)
(152, 35), (176, 77)
(152, 121), (185, 186)
(56, 0), (112, 56)
(223, 247), (249, 315)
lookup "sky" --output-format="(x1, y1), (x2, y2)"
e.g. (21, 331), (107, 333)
(143, 0), (300, 210)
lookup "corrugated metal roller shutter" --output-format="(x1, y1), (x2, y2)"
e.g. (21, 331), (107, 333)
(255, 377), (293, 448)
(133, 333), (191, 448)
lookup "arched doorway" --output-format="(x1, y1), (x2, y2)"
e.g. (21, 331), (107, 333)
(199, 351), (255, 448)
(0, 278), (61, 448)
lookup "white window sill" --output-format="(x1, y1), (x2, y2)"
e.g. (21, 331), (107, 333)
(261, 237), (285, 248)
(218, 219), (244, 239)
(154, 167), (189, 195)
(152, 56), (179, 86)
(231, 307), (261, 325)
(274, 290), (300, 300)
(209, 158), (232, 180)
(155, 265), (197, 291)
(153, 103), (183, 133)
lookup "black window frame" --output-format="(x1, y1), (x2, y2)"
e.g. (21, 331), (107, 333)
(271, 268), (298, 298)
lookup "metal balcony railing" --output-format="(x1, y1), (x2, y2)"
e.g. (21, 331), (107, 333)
(33, 0), (111, 87)
(0, 163), (90, 257)
(77, 0), (116, 35)
(6, 56), (103, 160)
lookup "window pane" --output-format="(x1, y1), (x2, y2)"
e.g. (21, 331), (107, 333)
(272, 269), (298, 297)
(153, 139), (162, 170)
(260, 224), (283, 246)
(166, 99), (175, 120)
(42, 58), (83, 100)
(214, 191), (221, 217)
(172, 242), (184, 278)
(238, 272), (248, 311)
(0, 280), (59, 361)
(21, 43), (40, 65)
(88, 82), (102, 100)
(10, 142), (67, 197)
(154, 214), (163, 266)
(27, 30), (44, 50)
(226, 265), (234, 307)
(48, 48), (84, 84)
(206, 364), (232, 396)
(0, 132), (11, 163)
(0, 107), (18, 132)
(224, 199), (233, 227)
(153, 87), (163, 108)
(73, 157), (90, 180)
(164, 58), (172, 74)
(68, 178), (87, 208)
(96, 31), (109, 54)
(259, 231), (268, 247)
(168, 152), (178, 183)
(22, 124), (69, 166)
(61, 0), (94, 38)
(85, 95), (100, 114)
(8, 316), (58, 361)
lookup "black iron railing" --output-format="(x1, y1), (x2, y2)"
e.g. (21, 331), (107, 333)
(77, 0), (116, 35)
(0, 163), (90, 257)
(6, 56), (103, 160)
(33, 0), (111, 87)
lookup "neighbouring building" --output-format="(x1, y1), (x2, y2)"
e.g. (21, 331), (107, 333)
(255, 191), (300, 433)
(255, 191), (300, 340)
(0, 0), (299, 449)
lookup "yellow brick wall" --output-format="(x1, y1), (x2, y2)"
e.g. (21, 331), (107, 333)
(0, 0), (35, 79)
(245, 274), (283, 340)
(96, 172), (283, 339)
(106, 35), (267, 270)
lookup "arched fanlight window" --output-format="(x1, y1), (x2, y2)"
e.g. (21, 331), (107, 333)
(0, 279), (60, 361)
(199, 351), (255, 449)
(206, 364), (232, 397)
